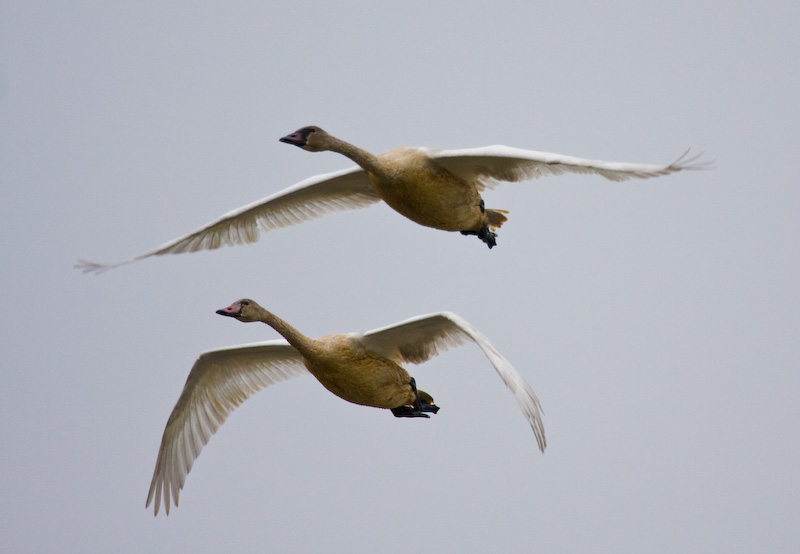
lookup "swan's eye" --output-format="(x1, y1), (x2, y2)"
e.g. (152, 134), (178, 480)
(241, 301), (249, 306)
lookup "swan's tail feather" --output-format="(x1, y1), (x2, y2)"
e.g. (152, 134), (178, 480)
(417, 390), (435, 406)
(486, 209), (509, 230)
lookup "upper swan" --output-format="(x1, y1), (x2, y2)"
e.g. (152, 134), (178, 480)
(145, 299), (546, 516)
(78, 126), (710, 272)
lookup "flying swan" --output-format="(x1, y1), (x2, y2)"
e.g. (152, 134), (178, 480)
(146, 299), (546, 516)
(78, 127), (710, 272)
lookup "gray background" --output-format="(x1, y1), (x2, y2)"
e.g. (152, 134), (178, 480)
(2, 1), (798, 552)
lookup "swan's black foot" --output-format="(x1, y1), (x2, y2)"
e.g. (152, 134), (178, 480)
(461, 226), (497, 249)
(391, 406), (431, 418)
(392, 378), (441, 418)
(421, 403), (440, 414)
(478, 226), (497, 248)
(390, 403), (440, 418)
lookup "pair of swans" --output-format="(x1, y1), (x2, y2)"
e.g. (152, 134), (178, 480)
(86, 127), (707, 515)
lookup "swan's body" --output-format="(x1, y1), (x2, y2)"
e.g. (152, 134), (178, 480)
(341, 145), (495, 233)
(146, 299), (546, 516)
(76, 127), (710, 272)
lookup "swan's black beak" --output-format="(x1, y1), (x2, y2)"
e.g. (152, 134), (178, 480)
(280, 126), (317, 148)
(279, 132), (306, 147)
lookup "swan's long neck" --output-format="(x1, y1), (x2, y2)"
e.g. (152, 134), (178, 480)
(327, 136), (381, 174)
(254, 306), (316, 355)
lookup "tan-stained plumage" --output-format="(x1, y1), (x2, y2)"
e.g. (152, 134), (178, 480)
(76, 127), (711, 272)
(146, 299), (546, 516)
(301, 137), (503, 235)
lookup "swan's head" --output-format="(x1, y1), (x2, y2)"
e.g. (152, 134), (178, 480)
(216, 298), (261, 322)
(279, 126), (331, 152)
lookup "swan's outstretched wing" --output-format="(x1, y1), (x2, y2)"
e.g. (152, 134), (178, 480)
(77, 167), (378, 273)
(146, 340), (309, 516)
(359, 312), (546, 453)
(430, 146), (712, 189)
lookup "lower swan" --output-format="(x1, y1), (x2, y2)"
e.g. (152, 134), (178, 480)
(146, 299), (546, 516)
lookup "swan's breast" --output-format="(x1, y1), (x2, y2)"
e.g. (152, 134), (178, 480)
(369, 148), (483, 231)
(302, 335), (414, 409)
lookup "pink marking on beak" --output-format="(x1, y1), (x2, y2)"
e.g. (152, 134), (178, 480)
(216, 303), (241, 317)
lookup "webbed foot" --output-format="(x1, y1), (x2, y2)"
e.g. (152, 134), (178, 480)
(461, 226), (498, 248)
(479, 226), (497, 248)
(392, 378), (440, 418)
(391, 406), (431, 418)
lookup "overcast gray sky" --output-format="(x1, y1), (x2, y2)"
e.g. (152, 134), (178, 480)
(2, 1), (798, 552)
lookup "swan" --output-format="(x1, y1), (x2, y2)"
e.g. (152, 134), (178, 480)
(146, 298), (546, 516)
(76, 127), (710, 272)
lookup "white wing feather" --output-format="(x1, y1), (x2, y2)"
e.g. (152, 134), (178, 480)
(146, 340), (308, 516)
(359, 312), (546, 453)
(77, 166), (378, 273)
(430, 146), (711, 189)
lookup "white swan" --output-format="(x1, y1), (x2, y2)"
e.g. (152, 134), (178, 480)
(146, 299), (545, 516)
(77, 127), (710, 272)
